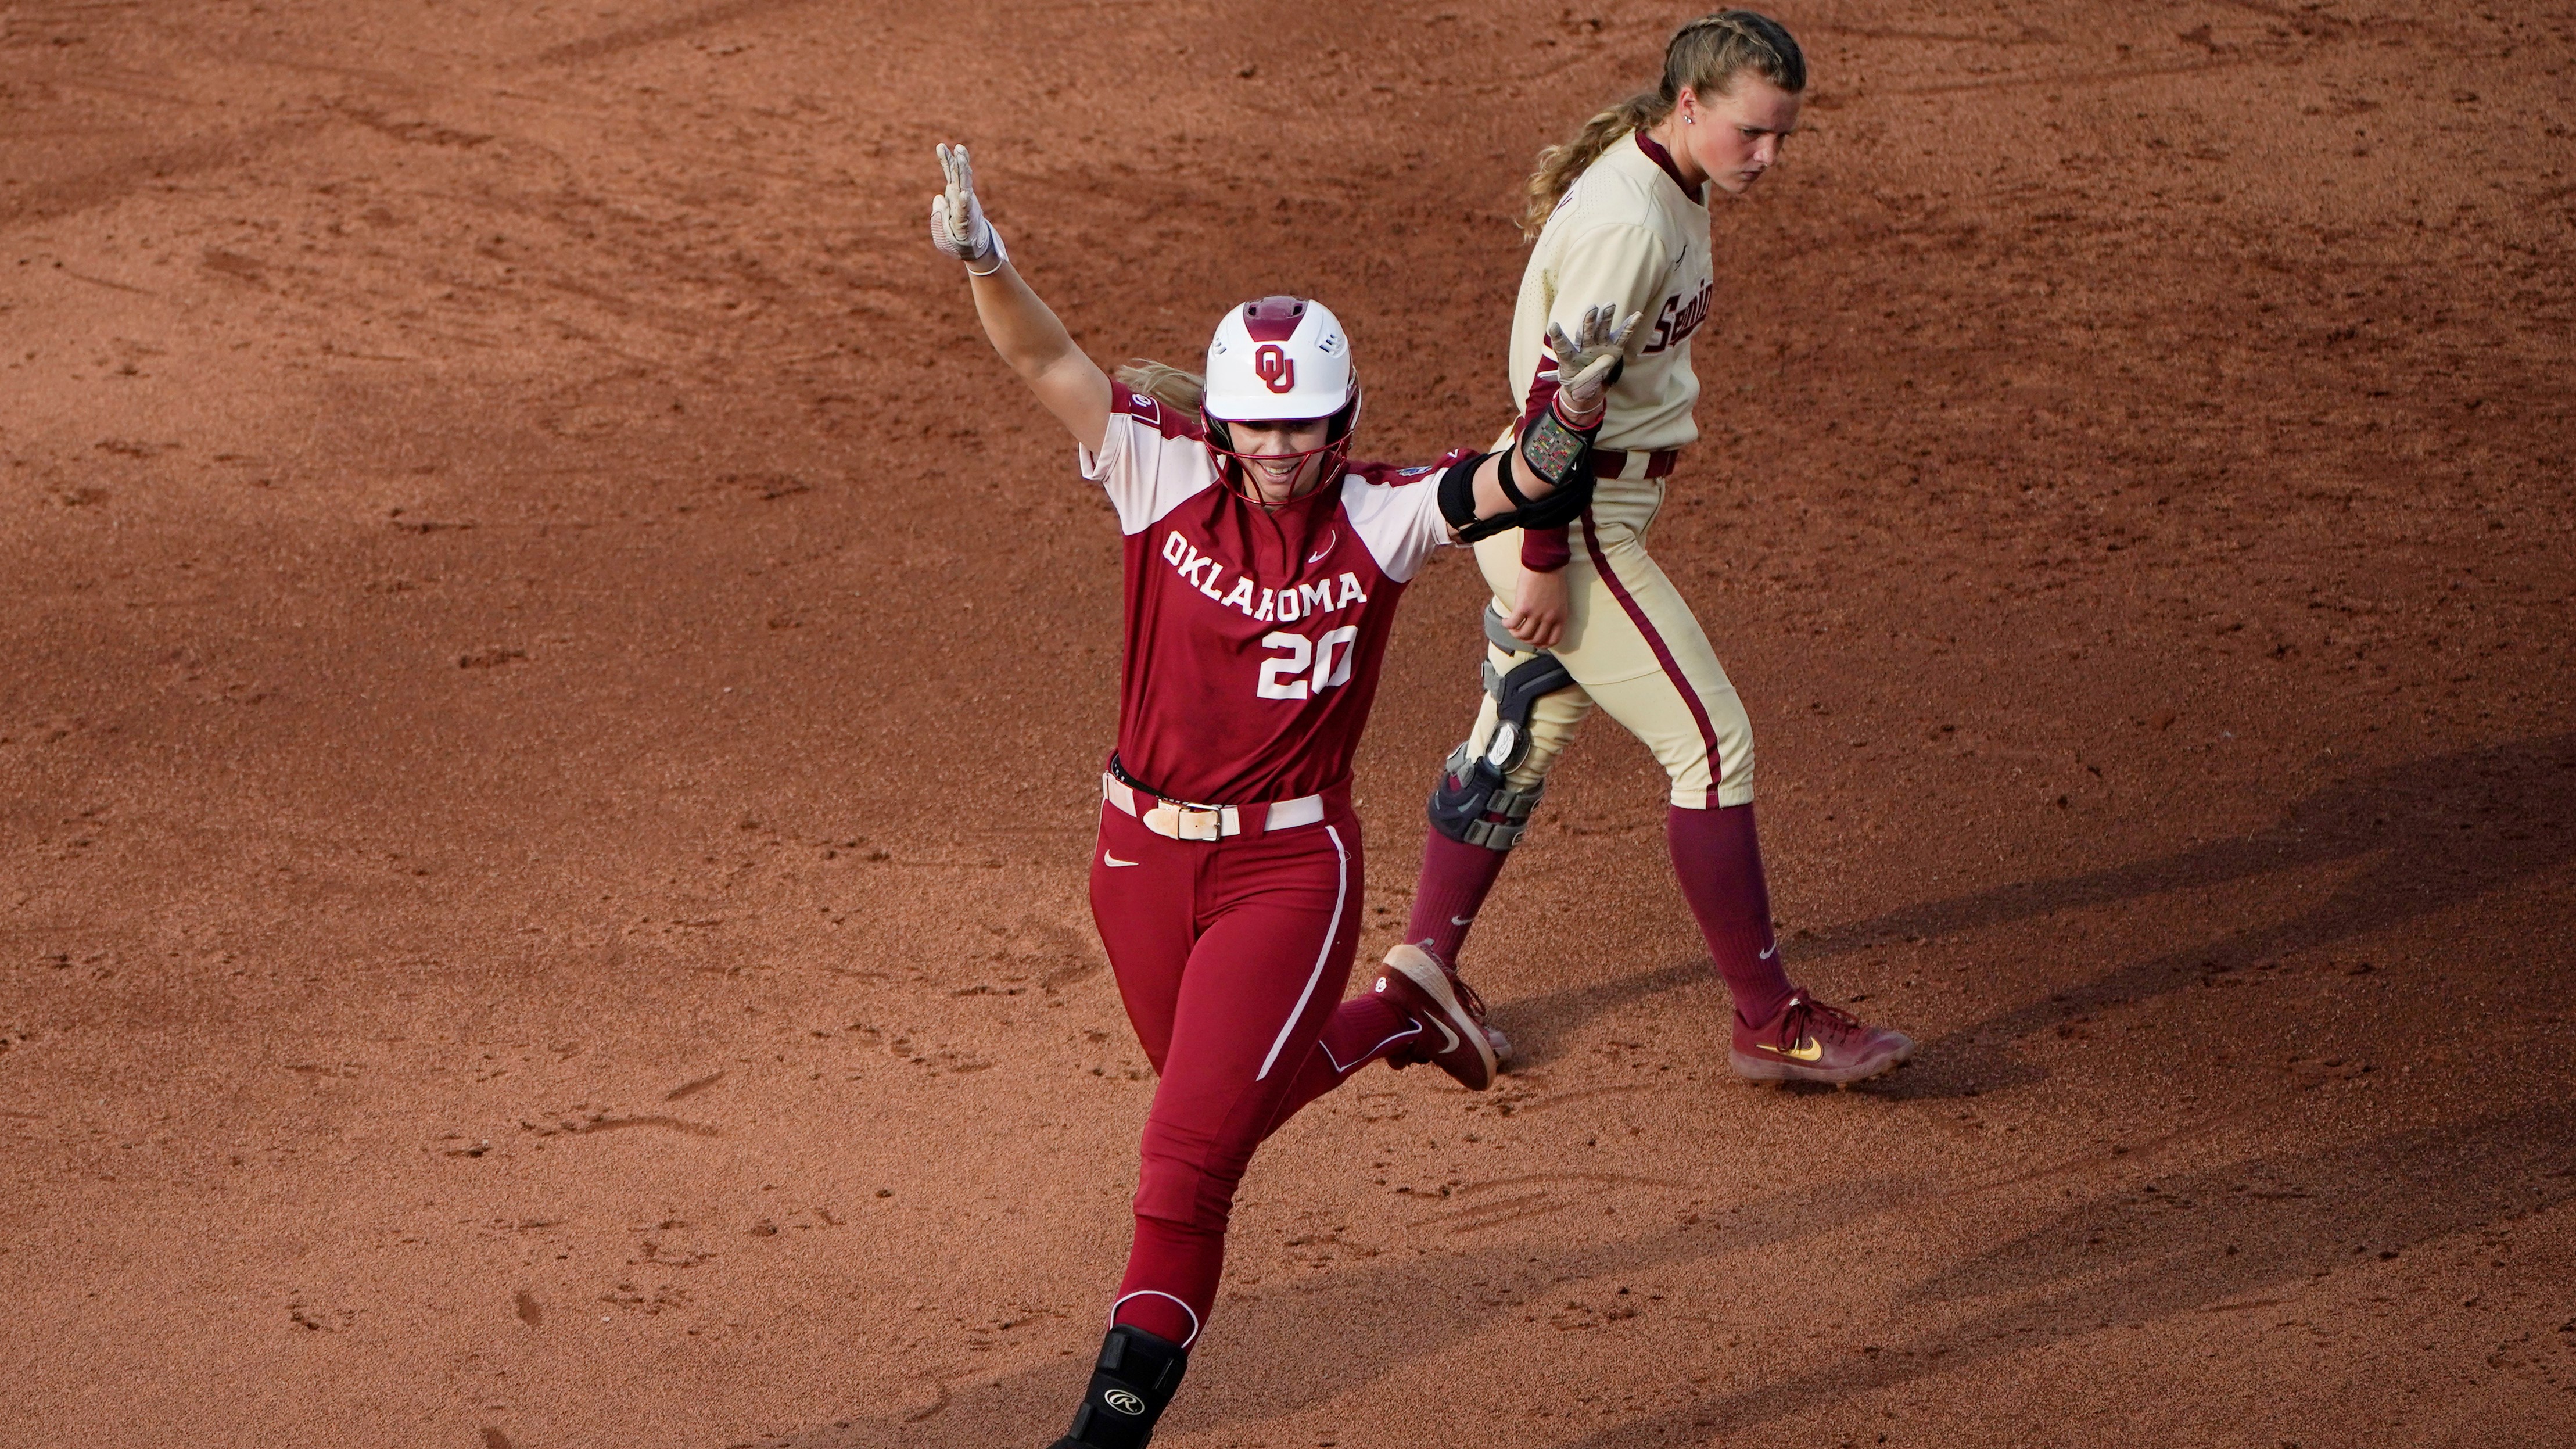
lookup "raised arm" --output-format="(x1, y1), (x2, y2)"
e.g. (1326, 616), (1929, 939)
(1512, 222), (1674, 576)
(1441, 305), (1639, 541)
(930, 144), (1111, 454)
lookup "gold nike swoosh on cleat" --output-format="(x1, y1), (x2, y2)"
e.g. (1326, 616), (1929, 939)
(1756, 1036), (1824, 1062)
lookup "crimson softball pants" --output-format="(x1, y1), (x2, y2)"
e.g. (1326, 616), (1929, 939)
(1086, 794), (1419, 1346)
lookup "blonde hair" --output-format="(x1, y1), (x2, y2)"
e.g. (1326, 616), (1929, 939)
(1520, 10), (1807, 238)
(1114, 360), (1204, 415)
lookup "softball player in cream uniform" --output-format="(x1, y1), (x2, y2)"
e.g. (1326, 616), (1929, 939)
(1391, 10), (1917, 1085)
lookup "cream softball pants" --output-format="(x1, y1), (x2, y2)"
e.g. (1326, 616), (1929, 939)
(1458, 468), (1757, 809)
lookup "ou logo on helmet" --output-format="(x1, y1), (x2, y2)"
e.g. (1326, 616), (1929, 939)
(1102, 1389), (1147, 1416)
(1253, 343), (1296, 394)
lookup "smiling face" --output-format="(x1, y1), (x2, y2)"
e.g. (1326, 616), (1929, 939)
(1225, 417), (1336, 505)
(1675, 74), (1802, 196)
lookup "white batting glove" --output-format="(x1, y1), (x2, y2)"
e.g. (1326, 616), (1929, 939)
(928, 142), (1007, 274)
(1539, 305), (1642, 419)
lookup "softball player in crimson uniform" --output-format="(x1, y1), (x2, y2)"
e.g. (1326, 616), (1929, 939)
(928, 144), (1630, 1448)
(1392, 11), (1917, 1085)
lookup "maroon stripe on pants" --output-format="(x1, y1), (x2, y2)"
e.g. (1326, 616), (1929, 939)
(1577, 507), (1724, 787)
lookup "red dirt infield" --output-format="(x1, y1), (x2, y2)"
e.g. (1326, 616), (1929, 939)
(3, 3), (2570, 1446)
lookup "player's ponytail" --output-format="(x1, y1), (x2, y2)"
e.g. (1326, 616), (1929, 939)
(1114, 360), (1204, 415)
(1520, 9), (1807, 238)
(1522, 92), (1666, 240)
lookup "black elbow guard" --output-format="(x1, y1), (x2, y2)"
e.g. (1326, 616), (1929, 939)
(1439, 453), (1494, 538)
(1441, 451), (1596, 544)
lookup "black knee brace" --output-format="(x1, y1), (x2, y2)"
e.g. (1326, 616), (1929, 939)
(1430, 745), (1548, 851)
(1049, 1324), (1190, 1449)
(1428, 631), (1574, 852)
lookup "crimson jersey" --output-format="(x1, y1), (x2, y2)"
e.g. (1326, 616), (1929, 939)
(1079, 387), (1466, 805)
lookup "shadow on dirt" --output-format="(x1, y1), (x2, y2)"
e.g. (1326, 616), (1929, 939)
(1535, 1100), (2576, 1448)
(755, 737), (2576, 1448)
(766, 1098), (2576, 1449)
(1501, 734), (2576, 1097)
(1485, 962), (1711, 1071)
(765, 1171), (1925, 1448)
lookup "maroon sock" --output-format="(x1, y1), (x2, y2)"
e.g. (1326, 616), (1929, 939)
(1666, 802), (1792, 1025)
(1111, 1214), (1222, 1344)
(1404, 828), (1512, 963)
(1258, 994), (1421, 1138)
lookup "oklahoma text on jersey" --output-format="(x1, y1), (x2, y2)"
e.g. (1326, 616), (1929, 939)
(1157, 529), (1371, 628)
(1082, 389), (1467, 806)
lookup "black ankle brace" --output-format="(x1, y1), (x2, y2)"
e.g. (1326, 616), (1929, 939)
(1047, 1324), (1190, 1449)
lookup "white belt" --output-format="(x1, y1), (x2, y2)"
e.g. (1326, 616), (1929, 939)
(1103, 774), (1326, 841)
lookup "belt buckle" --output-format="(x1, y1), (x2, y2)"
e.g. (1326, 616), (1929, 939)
(1146, 802), (1225, 841)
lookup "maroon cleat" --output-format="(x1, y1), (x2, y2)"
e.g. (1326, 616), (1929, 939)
(1373, 943), (1499, 1091)
(1730, 988), (1914, 1086)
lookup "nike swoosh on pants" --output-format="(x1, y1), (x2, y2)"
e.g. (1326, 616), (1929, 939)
(1103, 854), (1139, 867)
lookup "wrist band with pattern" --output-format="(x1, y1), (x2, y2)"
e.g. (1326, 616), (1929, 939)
(1517, 403), (1598, 491)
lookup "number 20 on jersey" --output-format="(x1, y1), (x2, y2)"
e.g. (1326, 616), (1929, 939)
(1257, 626), (1358, 700)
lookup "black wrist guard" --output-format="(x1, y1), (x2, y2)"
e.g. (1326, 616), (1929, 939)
(1051, 1325), (1189, 1449)
(1518, 401), (1598, 490)
(1443, 354), (1608, 543)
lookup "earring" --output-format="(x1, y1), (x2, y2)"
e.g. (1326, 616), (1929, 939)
(1684, 115), (1695, 124)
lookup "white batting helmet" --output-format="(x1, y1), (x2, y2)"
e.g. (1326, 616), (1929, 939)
(1199, 296), (1364, 491)
(1202, 296), (1355, 421)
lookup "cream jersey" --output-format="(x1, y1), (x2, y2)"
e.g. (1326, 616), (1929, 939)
(1508, 131), (1715, 453)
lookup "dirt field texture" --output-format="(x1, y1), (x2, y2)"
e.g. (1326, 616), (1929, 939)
(5, 1), (2573, 1446)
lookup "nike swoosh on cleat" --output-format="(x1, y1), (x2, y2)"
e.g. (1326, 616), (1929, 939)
(1756, 1036), (1824, 1062)
(1103, 854), (1139, 867)
(1428, 1017), (1461, 1054)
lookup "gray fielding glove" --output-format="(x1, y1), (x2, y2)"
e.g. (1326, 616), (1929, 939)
(1540, 304), (1643, 419)
(928, 142), (1009, 274)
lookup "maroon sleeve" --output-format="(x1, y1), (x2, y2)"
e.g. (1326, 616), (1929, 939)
(1111, 384), (1203, 441)
(1520, 525), (1573, 572)
(1517, 343), (1563, 427)
(1512, 340), (1574, 572)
